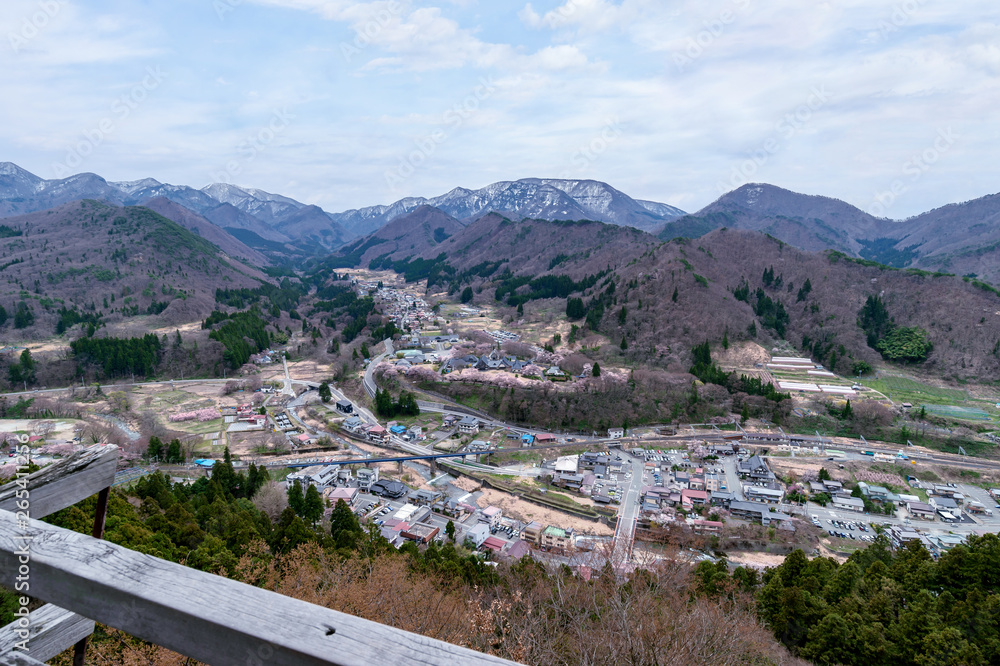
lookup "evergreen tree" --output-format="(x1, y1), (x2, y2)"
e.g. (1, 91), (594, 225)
(460, 286), (474, 304)
(329, 499), (363, 549)
(318, 381), (332, 403)
(841, 400), (853, 420)
(672, 286), (679, 302)
(287, 482), (305, 517)
(592, 362), (601, 377)
(166, 439), (183, 464)
(445, 519), (456, 541)
(147, 436), (164, 461)
(566, 297), (585, 320)
(303, 485), (324, 525)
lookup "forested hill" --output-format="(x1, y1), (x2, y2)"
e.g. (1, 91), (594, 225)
(0, 200), (266, 339)
(592, 229), (1000, 381)
(325, 212), (658, 288)
(755, 534), (1000, 665)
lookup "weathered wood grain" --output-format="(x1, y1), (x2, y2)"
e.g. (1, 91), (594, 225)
(0, 651), (46, 666)
(0, 603), (95, 662)
(0, 510), (521, 666)
(0, 446), (118, 520)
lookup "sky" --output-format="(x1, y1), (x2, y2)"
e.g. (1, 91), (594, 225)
(1, 0), (998, 218)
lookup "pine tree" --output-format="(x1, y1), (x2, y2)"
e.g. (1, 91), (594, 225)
(318, 382), (332, 403)
(672, 286), (679, 303)
(592, 362), (601, 377)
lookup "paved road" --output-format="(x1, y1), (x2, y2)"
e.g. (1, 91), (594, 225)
(610, 452), (645, 564)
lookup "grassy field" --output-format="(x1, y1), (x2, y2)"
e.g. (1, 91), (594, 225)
(864, 376), (968, 403)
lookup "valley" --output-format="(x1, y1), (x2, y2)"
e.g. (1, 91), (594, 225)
(4, 167), (1000, 666)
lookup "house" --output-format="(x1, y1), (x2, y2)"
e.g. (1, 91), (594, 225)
(809, 481), (829, 495)
(728, 501), (793, 525)
(367, 425), (389, 444)
(540, 526), (574, 551)
(521, 521), (543, 545)
(504, 540), (531, 560)
(737, 455), (774, 482)
(744, 486), (784, 504)
(554, 455), (578, 473)
(608, 427), (624, 439)
(466, 523), (490, 548)
(288, 464), (339, 488)
(370, 479), (406, 499)
(335, 400), (353, 414)
(691, 519), (723, 534)
(343, 416), (364, 433)
(296, 433), (312, 446)
(458, 416), (480, 434)
(580, 453), (609, 469)
(680, 489), (709, 507)
(930, 496), (959, 511)
(401, 523), (439, 544)
(412, 489), (442, 506)
(535, 433), (557, 444)
(710, 491), (737, 507)
(379, 525), (405, 549)
(555, 474), (584, 490)
(704, 474), (721, 492)
(480, 506), (503, 530)
(324, 487), (359, 507)
(832, 496), (865, 512)
(689, 475), (706, 491)
(355, 467), (379, 490)
(907, 501), (936, 520)
(545, 366), (567, 381)
(480, 536), (506, 553)
(673, 471), (689, 488)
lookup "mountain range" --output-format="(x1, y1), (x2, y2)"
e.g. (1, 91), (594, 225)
(657, 183), (1000, 283)
(0, 163), (686, 258)
(6, 161), (1000, 284)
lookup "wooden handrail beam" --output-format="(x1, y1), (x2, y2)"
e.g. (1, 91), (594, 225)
(0, 446), (118, 520)
(0, 604), (95, 662)
(0, 510), (521, 666)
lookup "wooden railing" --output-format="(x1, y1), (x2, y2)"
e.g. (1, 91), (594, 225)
(0, 447), (521, 666)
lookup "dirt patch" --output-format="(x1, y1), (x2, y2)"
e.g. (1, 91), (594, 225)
(715, 342), (770, 370)
(725, 551), (789, 569)
(767, 457), (825, 481)
(473, 487), (614, 536)
(452, 476), (483, 493)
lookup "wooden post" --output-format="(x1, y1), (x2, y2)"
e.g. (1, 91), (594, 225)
(72, 486), (110, 666)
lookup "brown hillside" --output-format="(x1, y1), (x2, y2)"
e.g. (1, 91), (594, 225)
(603, 230), (1000, 380)
(0, 200), (266, 340)
(141, 197), (270, 266)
